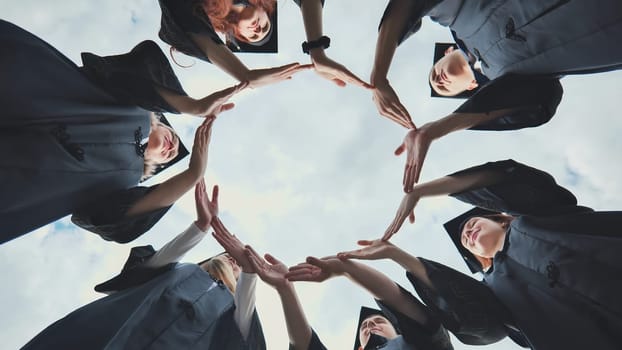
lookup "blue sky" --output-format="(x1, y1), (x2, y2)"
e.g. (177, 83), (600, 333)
(1, 1), (621, 349)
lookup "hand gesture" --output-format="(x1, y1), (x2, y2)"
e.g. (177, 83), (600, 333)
(396, 127), (433, 193)
(372, 79), (414, 129)
(311, 53), (373, 89)
(194, 179), (219, 231)
(337, 240), (397, 260)
(247, 63), (312, 89)
(188, 116), (216, 178)
(383, 191), (420, 241)
(286, 256), (344, 283)
(195, 81), (247, 117)
(245, 246), (290, 290)
(211, 217), (255, 273)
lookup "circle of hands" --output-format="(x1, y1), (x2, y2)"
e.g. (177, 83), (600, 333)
(189, 50), (438, 284)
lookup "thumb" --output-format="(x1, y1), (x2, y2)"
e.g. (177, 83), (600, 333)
(265, 253), (282, 265)
(394, 143), (406, 156)
(306, 256), (326, 268)
(409, 212), (415, 224)
(332, 78), (346, 87)
(357, 240), (374, 246)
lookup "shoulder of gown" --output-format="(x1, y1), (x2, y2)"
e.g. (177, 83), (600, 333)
(456, 74), (564, 131)
(374, 283), (453, 350)
(406, 258), (512, 345)
(448, 159), (590, 216)
(80, 40), (188, 113)
(157, 0), (224, 62)
(71, 185), (172, 243)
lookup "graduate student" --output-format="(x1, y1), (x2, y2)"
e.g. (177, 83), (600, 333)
(23, 180), (270, 349)
(380, 159), (622, 349)
(0, 20), (245, 243)
(370, 0), (622, 191)
(287, 253), (453, 349)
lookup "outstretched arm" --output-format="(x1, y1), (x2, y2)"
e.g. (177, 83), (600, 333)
(126, 116), (217, 216)
(370, 0), (419, 129)
(296, 0), (371, 88)
(245, 247), (319, 350)
(288, 256), (430, 326)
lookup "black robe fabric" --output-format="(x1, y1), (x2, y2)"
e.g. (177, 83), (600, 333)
(22, 264), (266, 350)
(379, 0), (622, 131)
(0, 20), (186, 243)
(409, 160), (622, 350)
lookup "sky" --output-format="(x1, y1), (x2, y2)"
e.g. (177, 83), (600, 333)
(1, 1), (622, 349)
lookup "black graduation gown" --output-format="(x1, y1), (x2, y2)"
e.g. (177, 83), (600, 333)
(379, 0), (622, 131)
(0, 20), (187, 243)
(22, 263), (266, 349)
(409, 160), (622, 350)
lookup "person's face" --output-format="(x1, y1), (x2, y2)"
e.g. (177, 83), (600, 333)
(358, 315), (398, 347)
(145, 122), (179, 164)
(216, 253), (241, 280)
(429, 47), (478, 96)
(236, 6), (271, 43)
(460, 217), (506, 258)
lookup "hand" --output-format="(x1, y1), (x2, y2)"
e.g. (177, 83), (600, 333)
(337, 239), (397, 260)
(286, 256), (344, 283)
(372, 79), (414, 129)
(194, 178), (219, 231)
(396, 126), (434, 193)
(245, 246), (290, 290)
(310, 52), (373, 89)
(246, 63), (312, 89)
(188, 116), (216, 178)
(383, 191), (420, 241)
(194, 81), (247, 117)
(211, 217), (255, 273)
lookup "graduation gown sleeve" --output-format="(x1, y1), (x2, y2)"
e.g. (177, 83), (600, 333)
(455, 74), (564, 131)
(158, 0), (223, 63)
(288, 329), (327, 350)
(448, 159), (588, 216)
(375, 284), (453, 350)
(405, 259), (513, 346)
(80, 40), (188, 113)
(378, 0), (443, 45)
(71, 185), (172, 243)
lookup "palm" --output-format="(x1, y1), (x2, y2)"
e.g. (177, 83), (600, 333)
(259, 262), (288, 286)
(311, 55), (371, 88)
(372, 81), (414, 129)
(339, 240), (395, 260)
(211, 217), (254, 273)
(383, 192), (420, 240)
(399, 127), (433, 193)
(247, 63), (310, 89)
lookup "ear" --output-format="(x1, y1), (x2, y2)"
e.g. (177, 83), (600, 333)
(466, 80), (479, 91)
(444, 46), (455, 56)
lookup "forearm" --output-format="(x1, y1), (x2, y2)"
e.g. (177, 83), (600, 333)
(388, 249), (433, 290)
(126, 168), (199, 216)
(425, 108), (516, 140)
(300, 0), (326, 59)
(143, 222), (208, 268)
(156, 87), (200, 115)
(370, 0), (416, 84)
(341, 260), (428, 325)
(234, 272), (258, 340)
(413, 168), (502, 200)
(190, 33), (250, 81)
(277, 283), (313, 350)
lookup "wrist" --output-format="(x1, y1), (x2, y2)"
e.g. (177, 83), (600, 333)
(275, 280), (294, 293)
(302, 35), (330, 55)
(370, 71), (388, 86)
(194, 220), (210, 232)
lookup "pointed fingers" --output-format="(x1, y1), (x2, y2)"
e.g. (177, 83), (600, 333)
(394, 142), (406, 156)
(357, 240), (374, 246)
(210, 185), (219, 205)
(408, 211), (415, 224)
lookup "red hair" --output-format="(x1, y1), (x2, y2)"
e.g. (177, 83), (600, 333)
(201, 0), (275, 43)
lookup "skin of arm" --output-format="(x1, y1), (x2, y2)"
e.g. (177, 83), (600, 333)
(277, 282), (313, 350)
(190, 33), (251, 82)
(370, 0), (416, 85)
(300, 0), (326, 56)
(244, 248), (313, 350)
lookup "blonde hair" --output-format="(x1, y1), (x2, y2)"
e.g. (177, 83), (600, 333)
(201, 257), (237, 293)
